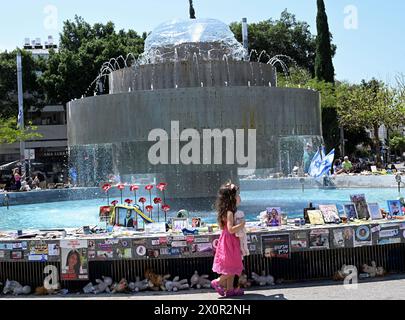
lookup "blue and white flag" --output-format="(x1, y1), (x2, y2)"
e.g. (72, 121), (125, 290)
(309, 148), (335, 178)
(17, 109), (23, 129)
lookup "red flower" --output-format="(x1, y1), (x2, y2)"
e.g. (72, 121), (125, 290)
(124, 199), (133, 205)
(145, 205), (154, 212)
(111, 200), (119, 206)
(117, 183), (125, 190)
(145, 184), (154, 191)
(153, 197), (162, 204)
(139, 197), (147, 204)
(157, 183), (168, 192)
(102, 183), (112, 192)
(130, 185), (139, 192)
(162, 204), (171, 212)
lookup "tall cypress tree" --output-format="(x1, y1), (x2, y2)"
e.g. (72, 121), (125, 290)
(315, 0), (335, 83)
(189, 0), (196, 19)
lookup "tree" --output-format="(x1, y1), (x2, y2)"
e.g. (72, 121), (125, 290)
(389, 133), (405, 157)
(0, 117), (42, 144)
(39, 16), (145, 105)
(230, 10), (336, 76)
(337, 79), (405, 164)
(189, 0), (196, 19)
(0, 50), (45, 119)
(315, 0), (335, 83)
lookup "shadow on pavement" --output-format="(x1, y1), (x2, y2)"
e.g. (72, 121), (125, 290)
(220, 293), (287, 300)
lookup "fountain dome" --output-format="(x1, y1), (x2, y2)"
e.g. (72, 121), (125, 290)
(143, 18), (247, 62)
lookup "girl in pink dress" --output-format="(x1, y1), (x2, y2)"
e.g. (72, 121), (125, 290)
(211, 182), (245, 297)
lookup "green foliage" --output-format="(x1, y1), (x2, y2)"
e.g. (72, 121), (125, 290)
(39, 16), (145, 105)
(0, 50), (45, 118)
(390, 134), (405, 155)
(189, 0), (196, 19)
(337, 79), (405, 161)
(315, 0), (335, 83)
(0, 117), (42, 144)
(337, 79), (404, 131)
(230, 10), (336, 75)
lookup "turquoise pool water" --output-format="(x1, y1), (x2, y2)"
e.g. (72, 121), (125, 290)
(0, 188), (402, 230)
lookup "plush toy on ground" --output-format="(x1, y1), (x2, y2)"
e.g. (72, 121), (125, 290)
(35, 283), (61, 295)
(362, 261), (386, 278)
(238, 272), (252, 288)
(129, 277), (149, 292)
(83, 276), (113, 294)
(165, 276), (189, 292)
(251, 271), (275, 286)
(2, 279), (31, 295)
(333, 265), (356, 281)
(190, 271), (211, 289)
(145, 269), (171, 291)
(112, 278), (129, 293)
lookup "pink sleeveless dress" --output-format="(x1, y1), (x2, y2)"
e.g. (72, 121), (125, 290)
(212, 220), (244, 276)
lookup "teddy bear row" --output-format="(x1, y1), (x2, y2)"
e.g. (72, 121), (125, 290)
(0, 269), (276, 296)
(0, 262), (386, 295)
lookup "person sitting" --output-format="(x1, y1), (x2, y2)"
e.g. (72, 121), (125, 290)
(336, 156), (353, 174)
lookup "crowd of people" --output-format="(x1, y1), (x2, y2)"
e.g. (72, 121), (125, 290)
(332, 156), (400, 175)
(0, 168), (72, 192)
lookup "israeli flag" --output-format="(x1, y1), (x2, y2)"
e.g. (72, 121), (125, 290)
(17, 109), (23, 129)
(309, 148), (335, 178)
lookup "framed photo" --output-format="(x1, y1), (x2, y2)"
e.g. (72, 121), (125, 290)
(350, 194), (370, 220)
(307, 210), (325, 225)
(172, 218), (189, 232)
(343, 203), (358, 220)
(387, 200), (403, 216)
(266, 207), (282, 226)
(60, 240), (88, 281)
(191, 217), (201, 228)
(116, 206), (136, 228)
(368, 203), (383, 220)
(319, 205), (340, 223)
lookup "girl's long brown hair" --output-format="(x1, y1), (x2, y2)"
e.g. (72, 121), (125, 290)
(215, 182), (239, 229)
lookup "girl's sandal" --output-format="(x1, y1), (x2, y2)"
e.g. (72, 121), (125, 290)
(211, 279), (225, 296)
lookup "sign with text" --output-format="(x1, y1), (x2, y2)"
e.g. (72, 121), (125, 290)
(262, 234), (290, 259)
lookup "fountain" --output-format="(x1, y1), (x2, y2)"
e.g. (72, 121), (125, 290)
(68, 18), (323, 199)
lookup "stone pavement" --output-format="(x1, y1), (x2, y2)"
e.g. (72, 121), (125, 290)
(2, 274), (405, 300)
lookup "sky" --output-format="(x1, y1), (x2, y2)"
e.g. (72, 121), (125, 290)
(0, 0), (404, 84)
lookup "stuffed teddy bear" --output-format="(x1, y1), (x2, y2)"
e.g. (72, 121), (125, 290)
(129, 277), (149, 292)
(165, 276), (189, 292)
(35, 283), (61, 295)
(362, 261), (385, 278)
(251, 271), (275, 286)
(333, 264), (357, 281)
(234, 211), (249, 257)
(112, 278), (129, 293)
(238, 272), (252, 288)
(145, 269), (171, 291)
(93, 276), (113, 294)
(2, 279), (31, 295)
(190, 271), (211, 289)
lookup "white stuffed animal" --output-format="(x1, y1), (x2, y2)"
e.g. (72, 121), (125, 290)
(251, 271), (275, 286)
(3, 279), (31, 295)
(190, 271), (211, 289)
(129, 277), (149, 292)
(165, 276), (189, 292)
(234, 211), (249, 257)
(93, 276), (113, 294)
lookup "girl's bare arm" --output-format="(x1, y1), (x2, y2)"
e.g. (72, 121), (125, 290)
(227, 211), (246, 234)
